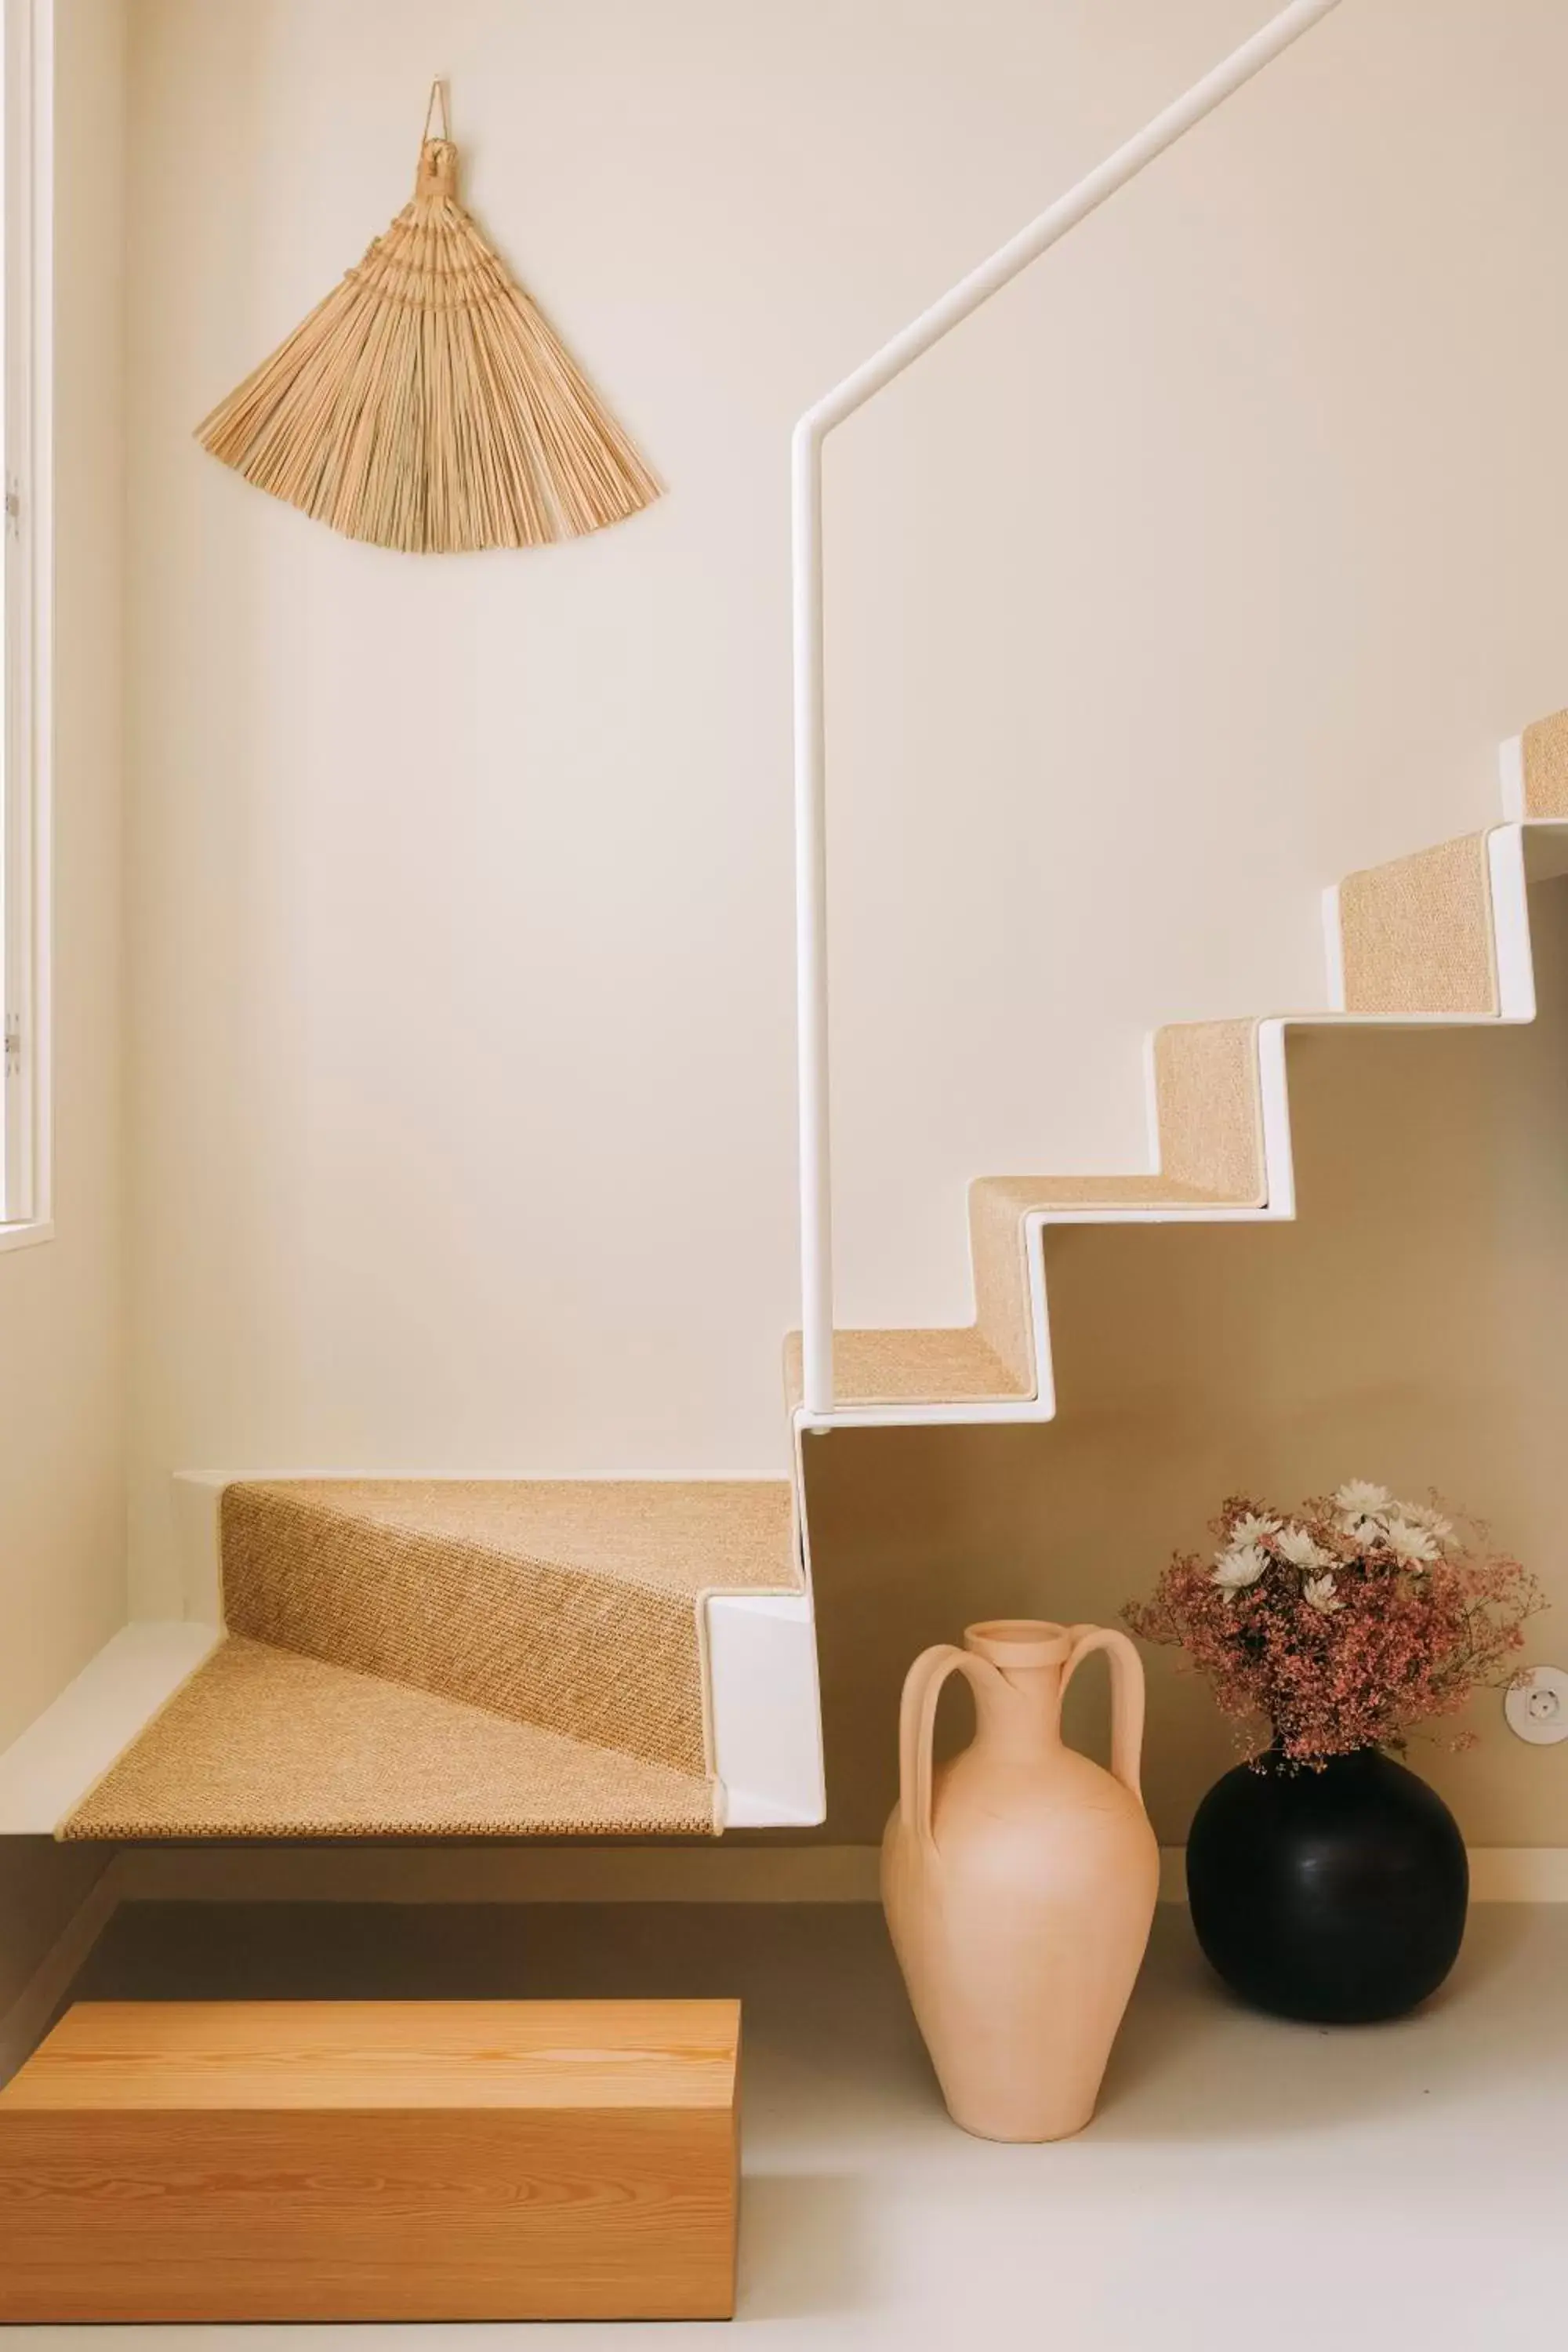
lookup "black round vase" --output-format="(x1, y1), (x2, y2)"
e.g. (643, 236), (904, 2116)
(1185, 1748), (1468, 2024)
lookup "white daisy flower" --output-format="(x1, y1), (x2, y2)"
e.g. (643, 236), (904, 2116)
(1397, 1501), (1454, 1547)
(1334, 1479), (1392, 1526)
(1344, 1517), (1388, 1552)
(1303, 1573), (1342, 1614)
(1275, 1523), (1333, 1571)
(1228, 1512), (1283, 1550)
(1211, 1543), (1270, 1597)
(1385, 1518), (1439, 1568)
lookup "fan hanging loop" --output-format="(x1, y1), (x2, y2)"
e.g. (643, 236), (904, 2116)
(422, 78), (452, 145)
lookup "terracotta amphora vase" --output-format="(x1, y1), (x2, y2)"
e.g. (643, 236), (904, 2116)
(882, 1618), (1160, 2142)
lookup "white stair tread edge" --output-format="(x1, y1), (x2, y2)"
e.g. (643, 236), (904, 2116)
(707, 1590), (826, 1828)
(1491, 825), (1535, 1018)
(0, 1621), (222, 1833)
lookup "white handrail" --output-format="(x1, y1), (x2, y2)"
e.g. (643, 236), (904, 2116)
(791, 0), (1345, 1415)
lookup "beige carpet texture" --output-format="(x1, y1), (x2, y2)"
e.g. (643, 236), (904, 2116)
(1339, 833), (1497, 1015)
(784, 1324), (1027, 1410)
(222, 1479), (797, 1778)
(62, 1638), (720, 1841)
(63, 1480), (798, 1842)
(1151, 1021), (1267, 1201)
(1523, 709), (1568, 818)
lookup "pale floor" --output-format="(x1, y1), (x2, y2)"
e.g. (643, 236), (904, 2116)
(19, 1897), (1568, 2349)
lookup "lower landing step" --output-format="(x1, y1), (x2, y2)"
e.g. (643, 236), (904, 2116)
(63, 1636), (725, 1839)
(0, 1606), (826, 1839)
(0, 1998), (741, 2322)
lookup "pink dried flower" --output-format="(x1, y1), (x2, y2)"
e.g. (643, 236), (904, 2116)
(1123, 1488), (1543, 1766)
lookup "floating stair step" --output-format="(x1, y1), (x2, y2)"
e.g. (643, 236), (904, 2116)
(60, 1638), (720, 1839)
(786, 1174), (1250, 1412)
(967, 1170), (1252, 1392)
(0, 1998), (741, 2322)
(786, 1324), (1028, 1407)
(785, 1022), (1269, 1414)
(60, 1477), (799, 1842)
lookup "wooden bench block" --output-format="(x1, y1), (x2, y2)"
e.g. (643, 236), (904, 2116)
(0, 1998), (740, 2322)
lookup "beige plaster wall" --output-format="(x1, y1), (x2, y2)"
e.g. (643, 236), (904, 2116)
(0, 0), (125, 2040)
(0, 0), (126, 1748)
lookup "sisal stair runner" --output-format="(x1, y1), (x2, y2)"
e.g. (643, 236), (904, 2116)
(63, 1480), (797, 1840)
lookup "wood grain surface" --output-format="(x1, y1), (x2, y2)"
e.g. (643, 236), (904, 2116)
(0, 1999), (740, 2321)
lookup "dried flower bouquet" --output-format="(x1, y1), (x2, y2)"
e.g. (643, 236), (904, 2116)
(1126, 1481), (1540, 1766)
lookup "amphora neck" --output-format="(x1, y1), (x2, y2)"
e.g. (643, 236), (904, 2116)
(963, 1619), (1072, 1759)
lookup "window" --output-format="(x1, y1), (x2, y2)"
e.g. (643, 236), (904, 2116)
(0, 0), (48, 1239)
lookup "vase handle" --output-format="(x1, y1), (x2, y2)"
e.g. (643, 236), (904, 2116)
(1062, 1624), (1147, 1804)
(898, 1644), (996, 1862)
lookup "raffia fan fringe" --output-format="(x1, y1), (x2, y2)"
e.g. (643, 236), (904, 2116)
(196, 84), (661, 554)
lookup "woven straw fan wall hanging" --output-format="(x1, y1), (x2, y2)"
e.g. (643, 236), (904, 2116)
(197, 84), (661, 554)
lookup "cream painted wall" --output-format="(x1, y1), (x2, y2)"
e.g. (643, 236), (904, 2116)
(123, 0), (1568, 1858)
(0, 0), (125, 1748)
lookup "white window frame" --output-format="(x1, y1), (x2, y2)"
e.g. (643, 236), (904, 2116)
(0, 0), (51, 1245)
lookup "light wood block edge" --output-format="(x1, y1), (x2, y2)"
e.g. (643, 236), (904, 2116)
(0, 1998), (740, 2324)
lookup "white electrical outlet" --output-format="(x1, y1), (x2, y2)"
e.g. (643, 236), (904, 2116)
(1504, 1666), (1568, 1746)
